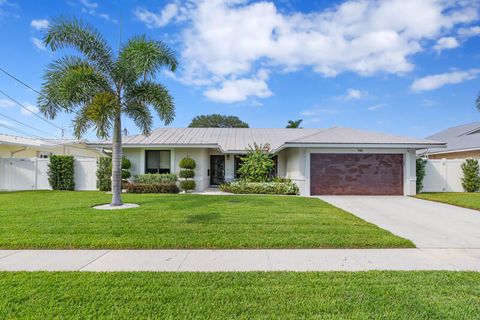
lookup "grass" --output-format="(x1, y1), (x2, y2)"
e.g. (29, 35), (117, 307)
(0, 271), (479, 319)
(415, 192), (480, 211)
(0, 191), (413, 249)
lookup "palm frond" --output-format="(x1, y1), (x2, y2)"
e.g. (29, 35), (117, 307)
(119, 35), (178, 81)
(38, 56), (110, 119)
(125, 81), (175, 125)
(44, 17), (114, 76)
(84, 92), (117, 139)
(122, 102), (153, 135)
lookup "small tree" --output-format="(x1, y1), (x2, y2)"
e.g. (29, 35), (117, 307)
(416, 158), (427, 193)
(179, 157), (196, 192)
(48, 155), (75, 190)
(96, 156), (131, 191)
(238, 143), (275, 182)
(286, 119), (302, 128)
(461, 158), (480, 192)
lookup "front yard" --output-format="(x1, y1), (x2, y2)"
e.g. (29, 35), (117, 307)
(0, 191), (413, 249)
(415, 192), (480, 211)
(1, 271), (479, 319)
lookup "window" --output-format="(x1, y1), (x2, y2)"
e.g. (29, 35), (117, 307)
(145, 150), (171, 174)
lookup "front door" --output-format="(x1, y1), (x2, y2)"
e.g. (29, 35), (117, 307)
(210, 155), (225, 185)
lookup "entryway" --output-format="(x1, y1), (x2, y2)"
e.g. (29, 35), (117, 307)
(210, 155), (225, 186)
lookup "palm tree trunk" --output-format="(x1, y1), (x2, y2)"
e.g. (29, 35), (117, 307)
(111, 110), (123, 206)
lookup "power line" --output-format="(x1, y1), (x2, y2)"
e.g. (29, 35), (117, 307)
(0, 122), (45, 139)
(0, 111), (58, 138)
(0, 88), (64, 131)
(0, 67), (45, 97)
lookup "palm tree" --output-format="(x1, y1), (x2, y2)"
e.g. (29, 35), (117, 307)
(38, 17), (177, 206)
(286, 119), (303, 128)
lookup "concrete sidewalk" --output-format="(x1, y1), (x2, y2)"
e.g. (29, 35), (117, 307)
(1, 249), (479, 272)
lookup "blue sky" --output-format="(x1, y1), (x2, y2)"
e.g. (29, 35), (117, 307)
(0, 0), (479, 141)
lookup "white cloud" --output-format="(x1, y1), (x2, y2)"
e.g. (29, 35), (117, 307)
(204, 70), (272, 103)
(31, 37), (46, 51)
(20, 102), (39, 116)
(134, 3), (178, 28)
(0, 119), (13, 127)
(368, 103), (386, 111)
(163, 0), (478, 102)
(458, 25), (480, 37)
(80, 0), (98, 9)
(433, 37), (459, 52)
(30, 19), (49, 30)
(410, 69), (480, 92)
(336, 88), (366, 101)
(0, 99), (14, 108)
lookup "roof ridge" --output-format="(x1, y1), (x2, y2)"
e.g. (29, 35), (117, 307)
(287, 127), (336, 143)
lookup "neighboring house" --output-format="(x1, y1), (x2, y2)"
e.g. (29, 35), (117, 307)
(0, 134), (103, 191)
(0, 133), (103, 159)
(88, 127), (444, 196)
(421, 122), (480, 160)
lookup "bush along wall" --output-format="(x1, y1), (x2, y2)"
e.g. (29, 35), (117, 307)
(48, 155), (75, 190)
(416, 158), (427, 193)
(179, 157), (196, 192)
(96, 156), (132, 191)
(461, 158), (480, 192)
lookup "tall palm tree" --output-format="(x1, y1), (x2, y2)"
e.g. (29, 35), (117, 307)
(286, 119), (303, 128)
(38, 17), (177, 206)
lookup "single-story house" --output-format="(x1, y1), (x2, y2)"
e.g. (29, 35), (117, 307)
(420, 122), (480, 160)
(89, 127), (444, 196)
(0, 133), (103, 159)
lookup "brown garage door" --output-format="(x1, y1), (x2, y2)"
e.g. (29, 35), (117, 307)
(310, 154), (403, 195)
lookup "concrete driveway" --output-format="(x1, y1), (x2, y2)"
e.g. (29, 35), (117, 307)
(318, 196), (480, 249)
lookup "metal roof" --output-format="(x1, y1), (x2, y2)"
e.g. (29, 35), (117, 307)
(424, 122), (480, 155)
(89, 127), (444, 152)
(0, 133), (85, 149)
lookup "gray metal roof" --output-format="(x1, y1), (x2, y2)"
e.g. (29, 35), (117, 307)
(424, 122), (480, 154)
(89, 127), (443, 152)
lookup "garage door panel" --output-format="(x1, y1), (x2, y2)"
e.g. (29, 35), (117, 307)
(310, 153), (403, 195)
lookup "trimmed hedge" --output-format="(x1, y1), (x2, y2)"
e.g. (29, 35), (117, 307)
(134, 173), (177, 184)
(126, 183), (179, 194)
(179, 169), (195, 179)
(179, 157), (196, 169)
(219, 180), (299, 195)
(48, 155), (75, 190)
(180, 180), (196, 191)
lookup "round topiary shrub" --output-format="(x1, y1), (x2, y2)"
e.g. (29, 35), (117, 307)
(180, 180), (196, 191)
(179, 169), (195, 179)
(179, 157), (196, 170)
(179, 157), (196, 192)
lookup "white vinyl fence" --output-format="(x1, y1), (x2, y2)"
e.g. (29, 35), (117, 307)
(0, 157), (97, 191)
(422, 159), (465, 192)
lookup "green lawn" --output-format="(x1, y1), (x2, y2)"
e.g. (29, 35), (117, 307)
(0, 191), (413, 249)
(0, 271), (479, 319)
(415, 192), (480, 211)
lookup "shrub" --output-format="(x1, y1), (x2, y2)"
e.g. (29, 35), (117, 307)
(126, 183), (179, 194)
(179, 157), (196, 169)
(220, 180), (299, 195)
(416, 158), (427, 193)
(238, 143), (275, 182)
(97, 157), (112, 191)
(461, 158), (480, 192)
(180, 180), (196, 191)
(179, 169), (195, 179)
(179, 157), (196, 192)
(96, 156), (132, 191)
(134, 173), (177, 184)
(48, 155), (75, 190)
